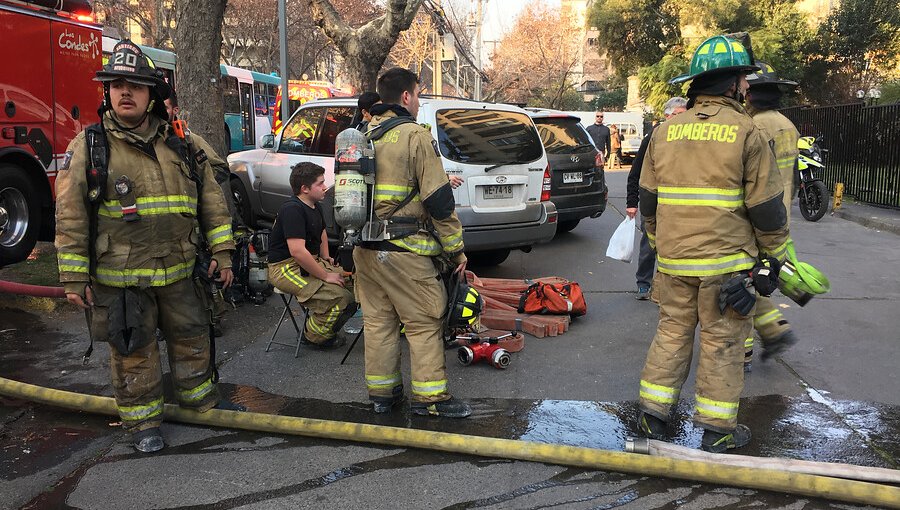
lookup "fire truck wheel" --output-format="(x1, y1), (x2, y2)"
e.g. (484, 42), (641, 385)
(0, 164), (41, 267)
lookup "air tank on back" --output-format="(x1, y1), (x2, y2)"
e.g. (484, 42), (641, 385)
(333, 128), (375, 242)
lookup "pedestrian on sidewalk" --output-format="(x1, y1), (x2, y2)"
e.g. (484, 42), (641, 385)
(586, 111), (611, 160)
(635, 34), (789, 453)
(609, 124), (621, 169)
(55, 40), (237, 453)
(626, 96), (687, 301)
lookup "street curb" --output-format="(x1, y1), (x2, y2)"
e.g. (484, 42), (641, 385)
(832, 208), (900, 236)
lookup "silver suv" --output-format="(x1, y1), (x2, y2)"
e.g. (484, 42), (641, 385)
(228, 97), (557, 265)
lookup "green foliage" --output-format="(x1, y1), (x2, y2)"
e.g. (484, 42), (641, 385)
(880, 80), (900, 104)
(588, 0), (681, 77)
(638, 54), (688, 116)
(803, 0), (900, 104)
(588, 88), (627, 110)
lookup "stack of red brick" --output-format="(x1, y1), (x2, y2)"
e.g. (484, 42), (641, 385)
(467, 272), (573, 339)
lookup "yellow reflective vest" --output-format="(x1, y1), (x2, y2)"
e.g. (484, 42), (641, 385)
(367, 110), (465, 262)
(55, 113), (235, 293)
(639, 95), (789, 276)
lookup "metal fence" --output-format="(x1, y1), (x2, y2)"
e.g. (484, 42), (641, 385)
(780, 102), (900, 209)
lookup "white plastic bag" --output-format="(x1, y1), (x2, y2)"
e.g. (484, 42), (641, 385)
(606, 217), (636, 263)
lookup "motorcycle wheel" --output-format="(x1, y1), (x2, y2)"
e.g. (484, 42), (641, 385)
(799, 180), (828, 222)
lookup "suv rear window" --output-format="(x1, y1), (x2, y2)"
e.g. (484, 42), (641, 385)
(534, 118), (594, 154)
(436, 109), (543, 164)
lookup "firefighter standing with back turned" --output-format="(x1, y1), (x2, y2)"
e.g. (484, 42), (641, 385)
(743, 62), (801, 370)
(55, 40), (236, 453)
(636, 34), (789, 452)
(354, 67), (471, 418)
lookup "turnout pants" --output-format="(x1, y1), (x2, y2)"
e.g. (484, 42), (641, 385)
(353, 248), (450, 404)
(267, 258), (355, 344)
(745, 295), (792, 357)
(638, 272), (752, 433)
(89, 278), (218, 433)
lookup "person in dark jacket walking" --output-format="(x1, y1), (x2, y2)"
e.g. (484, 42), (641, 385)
(585, 111), (611, 158)
(626, 97), (687, 300)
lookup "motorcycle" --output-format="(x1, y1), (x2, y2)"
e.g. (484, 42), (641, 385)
(797, 137), (829, 222)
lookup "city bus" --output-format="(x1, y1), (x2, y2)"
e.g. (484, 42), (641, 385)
(221, 64), (281, 152)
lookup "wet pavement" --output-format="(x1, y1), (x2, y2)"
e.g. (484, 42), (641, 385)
(2, 170), (899, 509)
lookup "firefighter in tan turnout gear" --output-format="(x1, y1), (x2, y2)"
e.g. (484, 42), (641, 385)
(743, 62), (802, 370)
(354, 68), (471, 418)
(636, 34), (789, 453)
(55, 40), (236, 453)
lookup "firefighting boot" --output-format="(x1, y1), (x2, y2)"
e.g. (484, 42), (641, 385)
(411, 398), (472, 418)
(132, 427), (165, 453)
(701, 424), (752, 453)
(372, 385), (405, 414)
(761, 330), (799, 361)
(638, 412), (667, 441)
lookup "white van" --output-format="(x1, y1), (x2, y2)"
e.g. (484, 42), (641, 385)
(228, 97), (557, 265)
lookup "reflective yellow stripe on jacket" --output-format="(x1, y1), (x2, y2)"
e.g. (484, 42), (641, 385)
(374, 184), (421, 203)
(657, 253), (755, 277)
(657, 186), (743, 208)
(206, 224), (233, 250)
(754, 309), (782, 328)
(439, 232), (464, 253)
(58, 253), (90, 274)
(388, 235), (442, 256)
(695, 395), (739, 420)
(95, 260), (195, 287)
(98, 195), (198, 218)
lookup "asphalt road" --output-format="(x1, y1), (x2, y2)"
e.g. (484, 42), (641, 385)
(1, 168), (898, 509)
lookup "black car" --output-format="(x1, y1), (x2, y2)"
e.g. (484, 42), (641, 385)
(528, 110), (608, 233)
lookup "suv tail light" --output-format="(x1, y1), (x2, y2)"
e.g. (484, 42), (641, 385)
(595, 151), (605, 169)
(541, 165), (552, 201)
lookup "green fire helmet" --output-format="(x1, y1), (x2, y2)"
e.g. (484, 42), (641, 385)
(670, 33), (760, 85)
(746, 61), (799, 89)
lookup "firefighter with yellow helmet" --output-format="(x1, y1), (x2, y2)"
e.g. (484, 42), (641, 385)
(353, 67), (470, 418)
(55, 40), (236, 453)
(743, 61), (802, 369)
(636, 34), (789, 452)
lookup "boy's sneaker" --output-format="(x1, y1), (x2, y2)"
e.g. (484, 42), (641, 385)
(638, 412), (667, 440)
(701, 424), (752, 453)
(636, 286), (651, 300)
(410, 398), (472, 418)
(132, 427), (164, 453)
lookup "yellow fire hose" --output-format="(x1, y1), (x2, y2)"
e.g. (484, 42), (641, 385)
(1, 376), (898, 508)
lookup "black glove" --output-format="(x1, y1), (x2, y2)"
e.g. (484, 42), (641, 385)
(719, 275), (756, 316)
(750, 257), (781, 297)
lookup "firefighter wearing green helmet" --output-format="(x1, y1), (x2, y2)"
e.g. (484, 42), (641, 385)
(636, 34), (789, 452)
(55, 40), (237, 453)
(743, 61), (802, 370)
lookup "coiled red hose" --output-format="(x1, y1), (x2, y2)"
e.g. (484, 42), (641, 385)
(0, 280), (65, 298)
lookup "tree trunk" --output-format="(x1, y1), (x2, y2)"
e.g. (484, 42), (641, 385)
(307, 0), (423, 92)
(174, 0), (228, 156)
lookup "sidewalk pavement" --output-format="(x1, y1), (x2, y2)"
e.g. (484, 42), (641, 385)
(832, 198), (900, 236)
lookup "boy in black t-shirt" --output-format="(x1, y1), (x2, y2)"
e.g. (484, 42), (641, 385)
(267, 162), (356, 348)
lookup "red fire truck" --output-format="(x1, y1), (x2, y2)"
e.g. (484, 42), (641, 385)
(0, 0), (101, 267)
